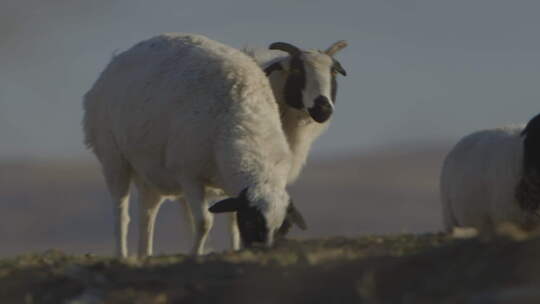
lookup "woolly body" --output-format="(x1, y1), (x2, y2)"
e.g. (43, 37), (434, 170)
(440, 124), (540, 234)
(83, 33), (292, 257)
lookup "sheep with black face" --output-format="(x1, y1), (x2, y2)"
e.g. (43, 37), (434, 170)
(249, 40), (347, 183)
(209, 188), (306, 246)
(173, 40), (347, 252)
(261, 41), (347, 124)
(83, 33), (306, 257)
(98, 38), (347, 256)
(187, 41), (349, 251)
(440, 113), (540, 235)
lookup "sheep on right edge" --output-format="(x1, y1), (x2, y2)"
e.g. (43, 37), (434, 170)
(440, 113), (540, 236)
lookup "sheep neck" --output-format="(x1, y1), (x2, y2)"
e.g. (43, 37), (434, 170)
(277, 99), (328, 183)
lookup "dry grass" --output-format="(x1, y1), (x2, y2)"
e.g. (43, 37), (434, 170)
(3, 233), (540, 303)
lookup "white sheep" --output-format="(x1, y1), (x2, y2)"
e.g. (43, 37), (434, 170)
(177, 41), (349, 251)
(440, 114), (540, 235)
(83, 33), (306, 258)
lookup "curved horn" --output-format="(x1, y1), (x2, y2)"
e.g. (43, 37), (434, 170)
(269, 42), (302, 56)
(325, 40), (348, 56)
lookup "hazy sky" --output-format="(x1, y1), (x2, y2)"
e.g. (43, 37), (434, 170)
(2, 0), (540, 159)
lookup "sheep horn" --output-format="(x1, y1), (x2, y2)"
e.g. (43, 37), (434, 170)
(269, 42), (302, 56)
(325, 40), (348, 56)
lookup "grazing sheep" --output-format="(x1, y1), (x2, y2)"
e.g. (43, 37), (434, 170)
(440, 114), (540, 235)
(83, 33), (305, 258)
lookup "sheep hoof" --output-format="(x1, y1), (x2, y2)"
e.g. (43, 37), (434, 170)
(451, 227), (478, 239)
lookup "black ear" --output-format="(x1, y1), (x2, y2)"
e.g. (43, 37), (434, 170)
(333, 60), (347, 76)
(208, 198), (243, 213)
(264, 62), (283, 76)
(287, 200), (307, 230)
(208, 188), (250, 213)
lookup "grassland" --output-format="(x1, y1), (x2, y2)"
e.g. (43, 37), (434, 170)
(3, 233), (540, 304)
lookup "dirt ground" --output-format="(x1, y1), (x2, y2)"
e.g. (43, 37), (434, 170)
(3, 234), (540, 304)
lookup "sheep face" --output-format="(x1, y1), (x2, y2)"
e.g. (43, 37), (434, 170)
(522, 113), (540, 173)
(516, 113), (540, 214)
(209, 188), (306, 247)
(265, 41), (347, 123)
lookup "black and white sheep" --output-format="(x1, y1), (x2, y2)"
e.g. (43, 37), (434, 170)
(177, 41), (349, 251)
(246, 40), (348, 183)
(440, 114), (540, 235)
(83, 33), (306, 257)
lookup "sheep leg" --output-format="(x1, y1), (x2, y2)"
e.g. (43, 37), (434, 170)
(137, 184), (163, 258)
(228, 213), (241, 250)
(102, 159), (132, 258)
(184, 183), (214, 255)
(441, 197), (458, 233)
(177, 198), (196, 245)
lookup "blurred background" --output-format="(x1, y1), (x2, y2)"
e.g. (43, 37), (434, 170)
(1, 0), (539, 257)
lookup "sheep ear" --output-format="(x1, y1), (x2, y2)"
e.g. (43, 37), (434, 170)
(209, 197), (243, 213)
(333, 60), (347, 76)
(208, 198), (242, 213)
(208, 188), (250, 213)
(288, 200), (307, 230)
